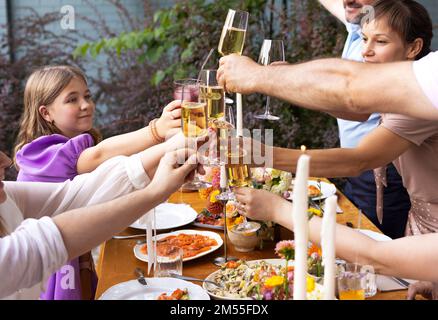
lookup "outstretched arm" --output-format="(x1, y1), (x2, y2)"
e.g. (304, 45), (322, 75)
(77, 101), (182, 174)
(270, 125), (413, 177)
(217, 55), (438, 120)
(234, 188), (438, 282)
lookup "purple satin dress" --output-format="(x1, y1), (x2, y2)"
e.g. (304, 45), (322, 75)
(16, 133), (98, 300)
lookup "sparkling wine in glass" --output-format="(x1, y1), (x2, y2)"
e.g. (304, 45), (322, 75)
(218, 9), (249, 137)
(175, 79), (211, 190)
(254, 40), (285, 121)
(218, 9), (248, 57)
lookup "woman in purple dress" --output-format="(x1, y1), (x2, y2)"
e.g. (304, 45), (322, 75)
(13, 65), (182, 300)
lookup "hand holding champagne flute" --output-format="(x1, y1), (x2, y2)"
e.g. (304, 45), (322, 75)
(218, 9), (249, 137)
(174, 79), (211, 190)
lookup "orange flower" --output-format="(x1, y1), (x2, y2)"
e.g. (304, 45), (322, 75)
(308, 243), (322, 257)
(199, 187), (214, 200)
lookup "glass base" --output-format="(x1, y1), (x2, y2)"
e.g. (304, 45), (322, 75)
(182, 180), (212, 191)
(216, 191), (235, 202)
(254, 113), (280, 121)
(213, 256), (239, 267)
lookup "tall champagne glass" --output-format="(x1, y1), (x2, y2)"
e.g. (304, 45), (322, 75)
(175, 79), (211, 190)
(218, 9), (249, 137)
(254, 40), (285, 121)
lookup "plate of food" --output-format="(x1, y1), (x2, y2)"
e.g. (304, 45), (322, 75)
(203, 259), (324, 300)
(99, 277), (210, 300)
(288, 180), (337, 201)
(192, 210), (225, 230)
(130, 203), (198, 231)
(134, 229), (223, 263)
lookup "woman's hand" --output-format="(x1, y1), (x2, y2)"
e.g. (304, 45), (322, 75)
(233, 187), (289, 223)
(156, 100), (182, 139)
(407, 281), (438, 300)
(148, 148), (204, 197)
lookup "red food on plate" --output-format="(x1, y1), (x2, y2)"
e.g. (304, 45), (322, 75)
(157, 288), (189, 300)
(141, 233), (218, 259)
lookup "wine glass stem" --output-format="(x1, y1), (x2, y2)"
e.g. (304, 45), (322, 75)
(264, 96), (271, 115)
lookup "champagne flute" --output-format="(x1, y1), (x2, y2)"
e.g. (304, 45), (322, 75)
(218, 9), (248, 57)
(254, 40), (285, 121)
(199, 69), (225, 121)
(175, 78), (211, 190)
(218, 9), (249, 137)
(226, 146), (254, 230)
(199, 69), (226, 166)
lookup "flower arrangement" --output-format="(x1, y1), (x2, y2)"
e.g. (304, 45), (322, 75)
(197, 167), (224, 226)
(259, 240), (319, 300)
(252, 168), (293, 198)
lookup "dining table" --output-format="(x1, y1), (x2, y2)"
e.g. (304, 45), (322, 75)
(94, 179), (410, 300)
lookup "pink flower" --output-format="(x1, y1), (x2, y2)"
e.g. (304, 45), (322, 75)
(275, 240), (295, 260)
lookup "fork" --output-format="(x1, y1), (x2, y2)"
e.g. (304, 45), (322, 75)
(169, 273), (223, 288)
(134, 267), (148, 286)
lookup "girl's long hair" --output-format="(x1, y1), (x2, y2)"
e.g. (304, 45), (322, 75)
(13, 65), (101, 169)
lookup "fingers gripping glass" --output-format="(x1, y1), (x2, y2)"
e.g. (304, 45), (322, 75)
(175, 78), (211, 190)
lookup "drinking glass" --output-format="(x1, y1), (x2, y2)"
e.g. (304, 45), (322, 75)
(254, 40), (285, 121)
(337, 263), (377, 300)
(218, 9), (249, 137)
(175, 79), (211, 190)
(218, 9), (248, 57)
(154, 246), (183, 278)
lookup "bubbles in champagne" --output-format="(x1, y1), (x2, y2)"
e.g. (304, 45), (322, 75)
(218, 27), (246, 56)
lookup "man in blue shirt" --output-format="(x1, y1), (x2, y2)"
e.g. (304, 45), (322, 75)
(318, 0), (410, 238)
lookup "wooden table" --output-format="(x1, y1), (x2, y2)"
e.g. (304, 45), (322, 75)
(95, 181), (408, 300)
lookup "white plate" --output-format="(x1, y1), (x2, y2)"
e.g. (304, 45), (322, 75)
(99, 278), (210, 300)
(358, 229), (392, 241)
(203, 259), (291, 300)
(288, 180), (337, 201)
(130, 203), (198, 231)
(133, 229), (223, 263)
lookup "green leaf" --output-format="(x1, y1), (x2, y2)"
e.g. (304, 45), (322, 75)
(151, 70), (166, 86)
(73, 42), (90, 58)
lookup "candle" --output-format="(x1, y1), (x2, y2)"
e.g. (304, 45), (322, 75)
(322, 195), (337, 300)
(220, 165), (228, 189)
(236, 93), (243, 137)
(292, 154), (310, 300)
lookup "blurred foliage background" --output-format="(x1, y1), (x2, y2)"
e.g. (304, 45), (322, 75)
(1, 0), (346, 180)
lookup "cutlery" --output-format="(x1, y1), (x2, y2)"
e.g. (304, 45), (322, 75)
(134, 267), (148, 286)
(113, 234), (145, 240)
(169, 273), (223, 288)
(392, 277), (410, 288)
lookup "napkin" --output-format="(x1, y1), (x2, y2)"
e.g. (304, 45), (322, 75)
(145, 210), (156, 275)
(376, 275), (414, 292)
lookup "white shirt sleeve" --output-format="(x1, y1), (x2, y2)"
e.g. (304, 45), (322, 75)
(0, 217), (67, 299)
(6, 153), (150, 220)
(0, 153), (149, 299)
(413, 51), (438, 109)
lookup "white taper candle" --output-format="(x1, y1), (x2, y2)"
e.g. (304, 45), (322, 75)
(322, 195), (337, 300)
(220, 165), (228, 189)
(292, 153), (310, 300)
(236, 93), (243, 137)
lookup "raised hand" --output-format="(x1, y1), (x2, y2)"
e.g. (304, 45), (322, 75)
(156, 100), (182, 139)
(217, 54), (263, 95)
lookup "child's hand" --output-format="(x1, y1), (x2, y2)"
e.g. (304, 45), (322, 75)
(156, 100), (182, 140)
